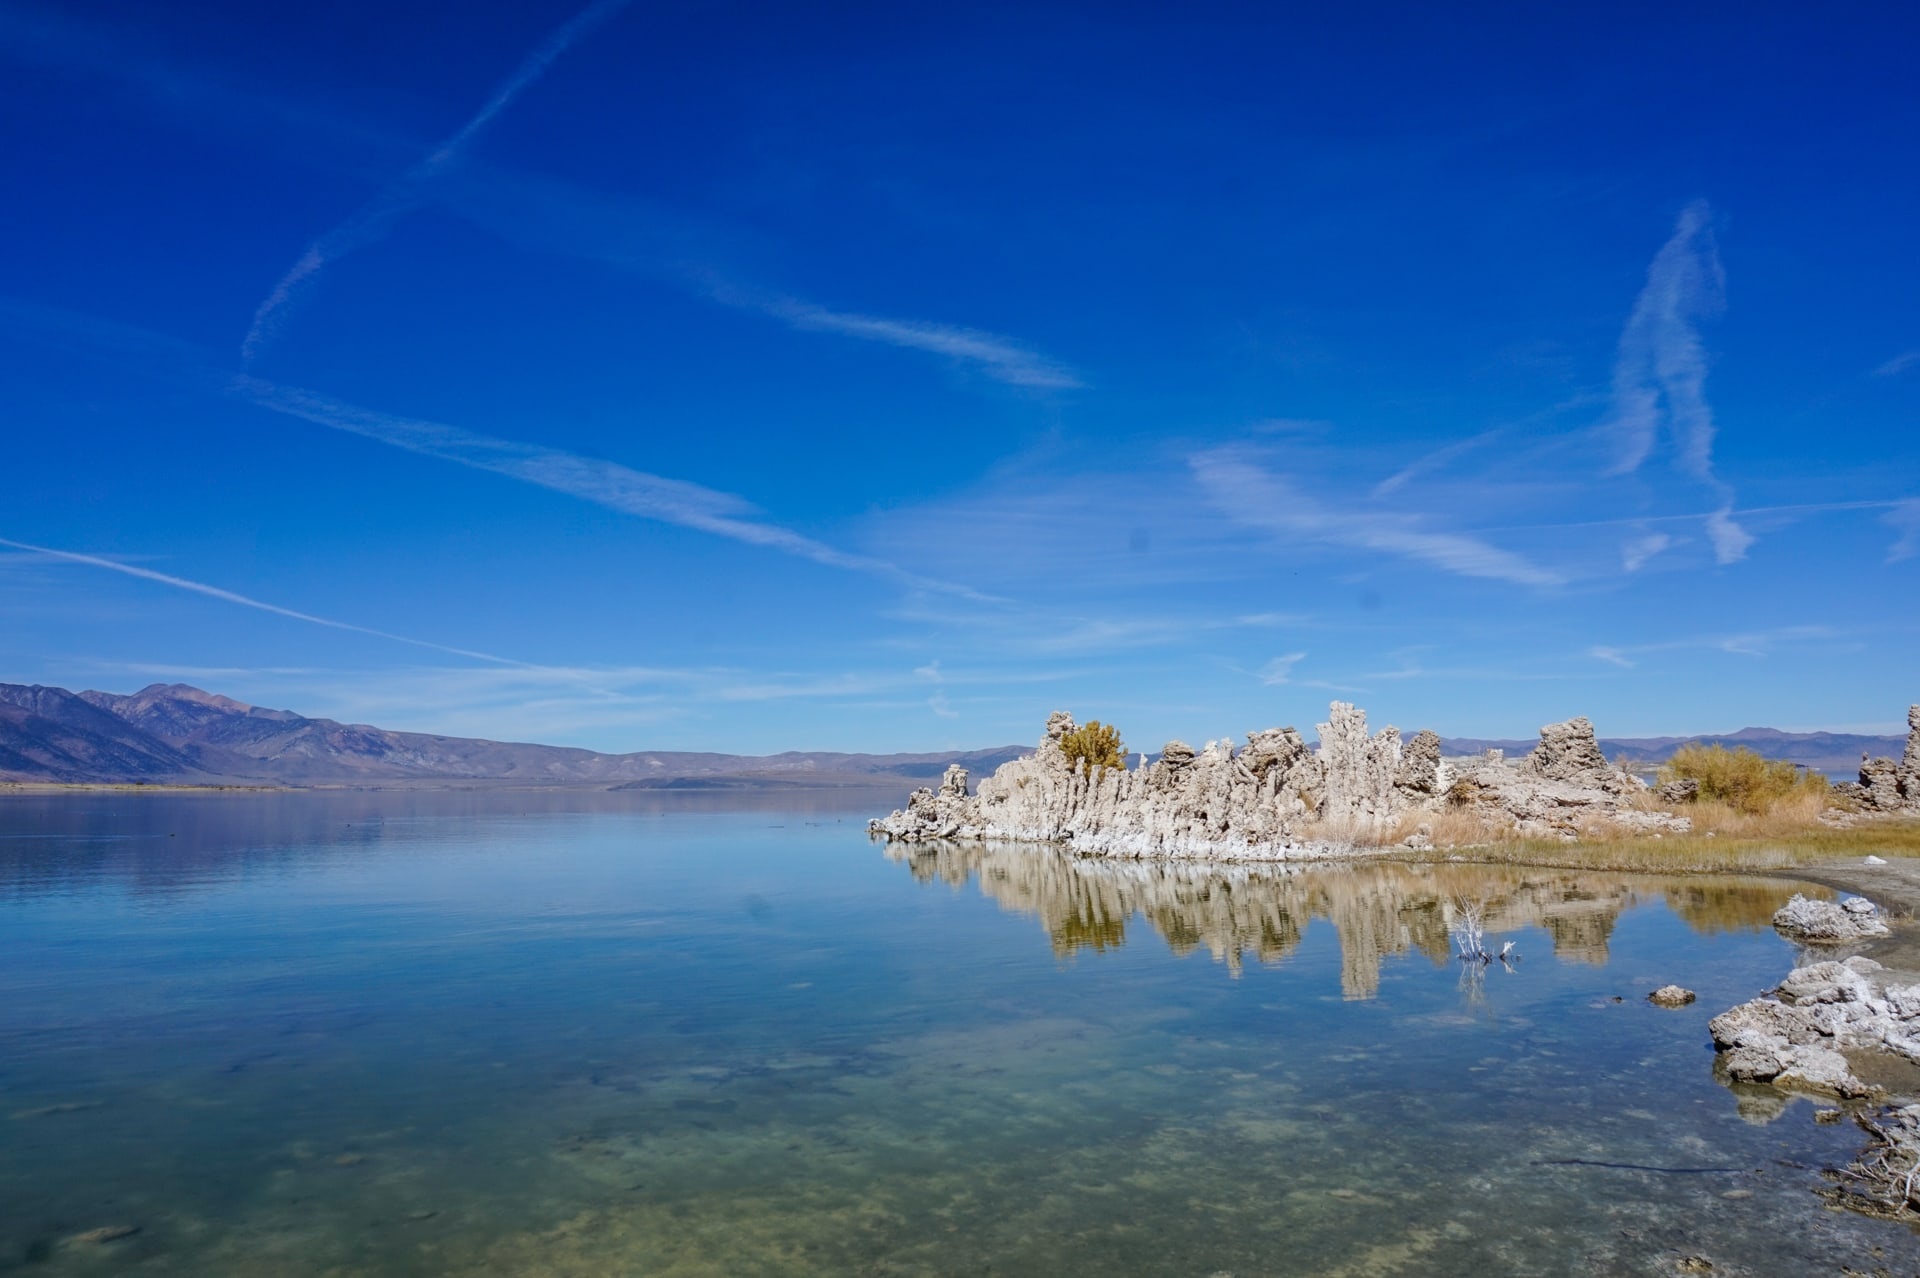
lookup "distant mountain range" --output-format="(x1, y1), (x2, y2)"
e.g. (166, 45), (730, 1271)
(0, 682), (1025, 788)
(0, 681), (1897, 788)
(1437, 728), (1895, 779)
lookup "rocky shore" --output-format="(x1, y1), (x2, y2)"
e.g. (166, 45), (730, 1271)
(1709, 875), (1920, 1218)
(870, 702), (1686, 860)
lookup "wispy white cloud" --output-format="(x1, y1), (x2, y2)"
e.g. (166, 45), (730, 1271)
(1885, 499), (1920, 563)
(1371, 428), (1505, 498)
(228, 375), (992, 600)
(241, 0), (632, 363)
(1258, 652), (1308, 685)
(1191, 449), (1565, 588)
(735, 291), (1082, 390)
(1584, 625), (1836, 668)
(1604, 201), (1723, 476)
(0, 536), (521, 664)
(1875, 351), (1920, 378)
(1703, 506), (1754, 564)
(1620, 532), (1671, 572)
(1602, 201), (1751, 563)
(1020, 611), (1294, 655)
(2, 13), (1079, 395)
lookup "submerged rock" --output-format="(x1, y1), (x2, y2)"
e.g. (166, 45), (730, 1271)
(1772, 893), (1891, 943)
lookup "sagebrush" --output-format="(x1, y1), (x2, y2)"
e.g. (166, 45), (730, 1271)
(1060, 720), (1128, 772)
(1658, 744), (1827, 815)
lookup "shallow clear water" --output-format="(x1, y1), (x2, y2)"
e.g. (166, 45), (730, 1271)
(1, 790), (1915, 1275)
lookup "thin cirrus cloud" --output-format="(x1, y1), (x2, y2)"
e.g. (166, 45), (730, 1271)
(1370, 427), (1506, 498)
(1601, 200), (1753, 564)
(1258, 652), (1309, 685)
(0, 536), (522, 665)
(240, 0), (633, 364)
(1620, 532), (1672, 573)
(1587, 624), (1835, 669)
(723, 288), (1084, 390)
(2, 12), (1082, 394)
(227, 375), (993, 601)
(1885, 499), (1920, 563)
(1190, 449), (1566, 588)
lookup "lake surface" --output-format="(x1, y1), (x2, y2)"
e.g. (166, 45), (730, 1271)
(1, 790), (1916, 1276)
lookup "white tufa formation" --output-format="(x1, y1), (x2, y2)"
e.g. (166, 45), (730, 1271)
(869, 702), (1687, 860)
(1772, 893), (1892, 944)
(1836, 704), (1920, 814)
(1711, 954), (1920, 1099)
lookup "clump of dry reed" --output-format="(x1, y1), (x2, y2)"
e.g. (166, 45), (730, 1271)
(1660, 743), (1830, 816)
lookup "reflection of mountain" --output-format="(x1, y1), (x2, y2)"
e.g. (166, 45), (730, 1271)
(887, 842), (1810, 998)
(0, 788), (887, 900)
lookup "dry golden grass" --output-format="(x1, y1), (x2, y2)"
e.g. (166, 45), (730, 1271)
(1666, 786), (1835, 838)
(1364, 744), (1884, 874)
(1403, 819), (1920, 874)
(1377, 807), (1523, 848)
(1343, 768), (1918, 873)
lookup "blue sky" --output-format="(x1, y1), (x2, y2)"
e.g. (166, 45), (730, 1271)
(2, 0), (1916, 753)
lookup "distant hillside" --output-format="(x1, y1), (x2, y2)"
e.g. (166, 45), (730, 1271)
(1, 680), (1899, 788)
(1439, 727), (1901, 779)
(0, 682), (1024, 789)
(0, 684), (202, 783)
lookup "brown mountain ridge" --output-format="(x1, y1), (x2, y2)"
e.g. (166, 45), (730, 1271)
(0, 681), (1901, 789)
(0, 682), (1025, 788)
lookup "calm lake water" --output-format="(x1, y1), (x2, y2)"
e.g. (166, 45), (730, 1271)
(2, 790), (1916, 1276)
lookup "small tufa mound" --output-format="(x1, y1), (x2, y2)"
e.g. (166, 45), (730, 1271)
(1657, 777), (1700, 804)
(1523, 716), (1613, 786)
(1772, 893), (1891, 943)
(1157, 740), (1196, 771)
(1649, 985), (1696, 1008)
(1394, 729), (1444, 797)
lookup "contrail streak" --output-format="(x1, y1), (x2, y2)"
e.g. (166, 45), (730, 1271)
(0, 536), (523, 665)
(230, 375), (1000, 601)
(241, 0), (631, 363)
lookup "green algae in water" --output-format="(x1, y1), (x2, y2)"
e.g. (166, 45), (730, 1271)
(0, 790), (1915, 1275)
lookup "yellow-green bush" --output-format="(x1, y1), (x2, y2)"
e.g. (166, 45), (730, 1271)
(1060, 720), (1127, 772)
(1658, 744), (1826, 815)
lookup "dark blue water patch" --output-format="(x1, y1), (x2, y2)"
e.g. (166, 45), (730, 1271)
(0, 791), (1914, 1275)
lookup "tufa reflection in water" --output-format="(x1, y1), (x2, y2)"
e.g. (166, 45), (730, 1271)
(887, 841), (1817, 998)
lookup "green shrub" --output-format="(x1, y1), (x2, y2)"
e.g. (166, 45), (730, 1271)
(1060, 720), (1128, 773)
(1658, 744), (1826, 815)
